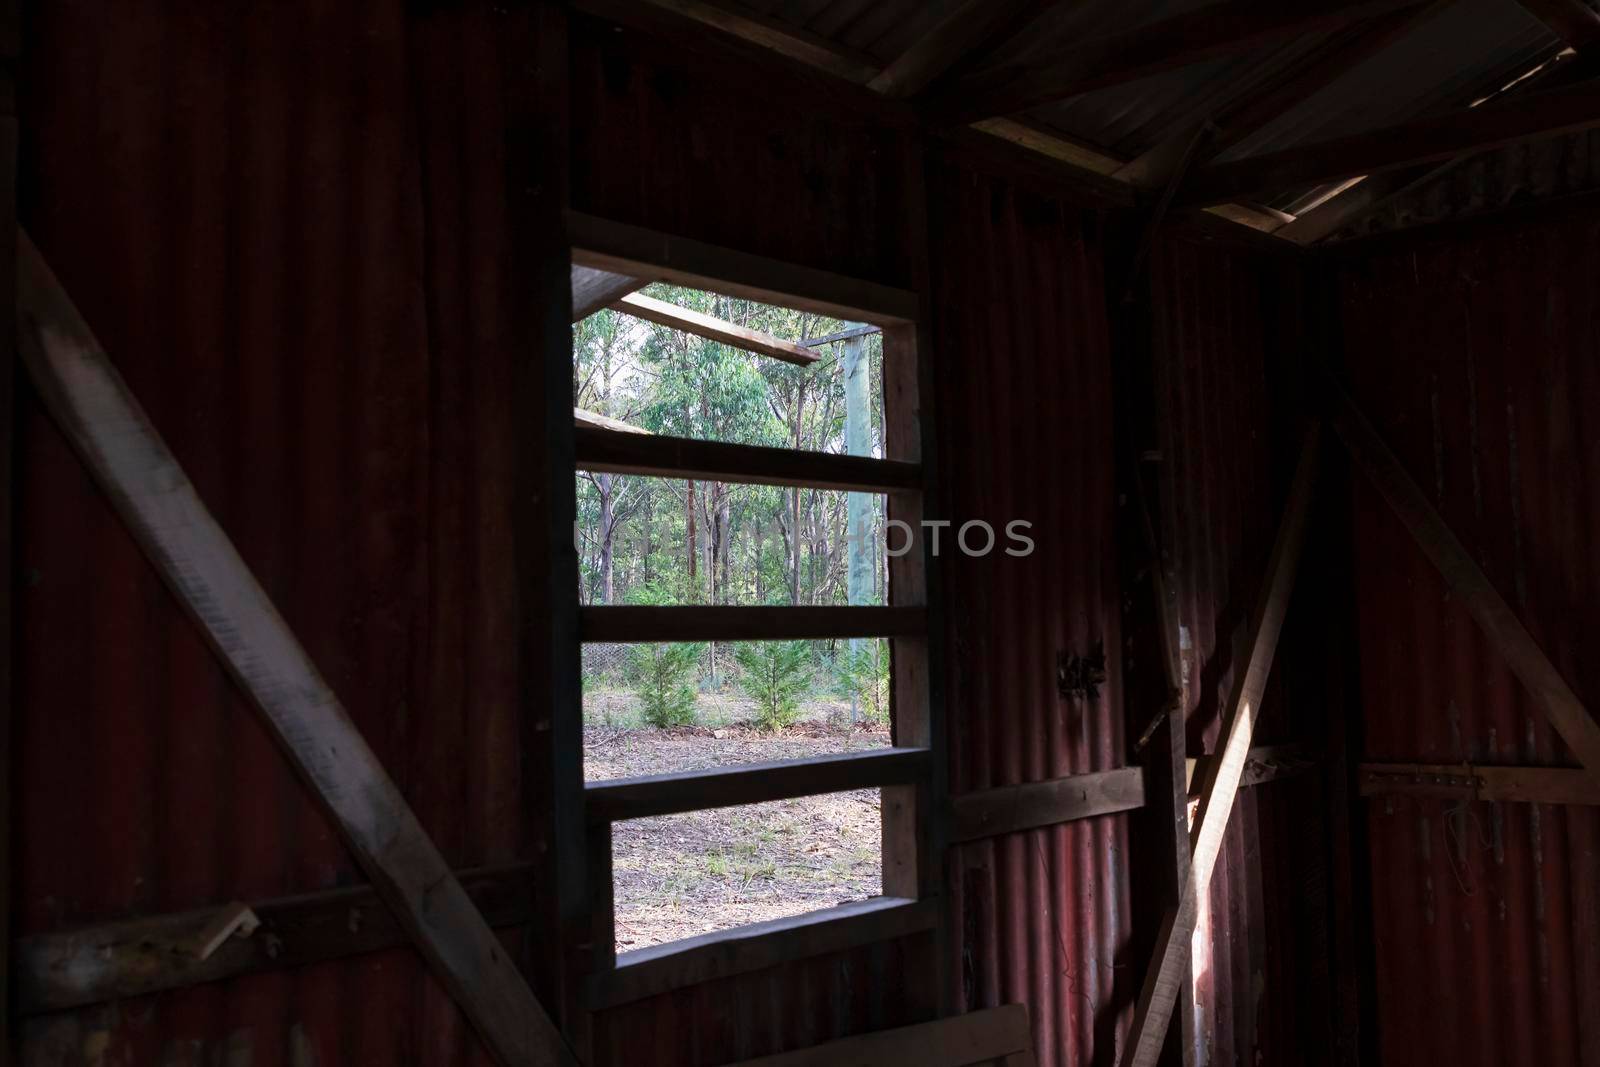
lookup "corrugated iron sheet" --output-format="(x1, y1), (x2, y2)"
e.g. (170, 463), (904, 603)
(1335, 203), (1600, 1065)
(1328, 129), (1600, 240)
(589, 933), (938, 1066)
(568, 12), (916, 290)
(15, 2), (545, 1062)
(1148, 235), (1337, 1065)
(930, 157), (1133, 1067)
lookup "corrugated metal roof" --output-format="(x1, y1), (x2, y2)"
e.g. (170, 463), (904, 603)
(1336, 202), (1600, 1066)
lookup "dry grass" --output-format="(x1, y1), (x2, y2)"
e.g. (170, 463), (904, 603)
(584, 718), (889, 952)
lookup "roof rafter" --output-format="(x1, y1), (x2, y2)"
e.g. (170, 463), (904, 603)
(867, 0), (1043, 98)
(1116, 1), (1455, 190)
(1516, 0), (1600, 51)
(1179, 76), (1600, 206)
(932, 0), (1427, 126)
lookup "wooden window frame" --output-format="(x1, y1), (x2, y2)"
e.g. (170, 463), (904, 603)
(559, 213), (944, 1012)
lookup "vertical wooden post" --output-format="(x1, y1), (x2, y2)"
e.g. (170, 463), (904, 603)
(0, 4), (18, 1059)
(496, 0), (585, 1035)
(888, 124), (947, 1019)
(1108, 219), (1196, 1067)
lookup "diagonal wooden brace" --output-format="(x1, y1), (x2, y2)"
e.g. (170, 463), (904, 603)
(1121, 423), (1323, 1067)
(16, 232), (576, 1067)
(1325, 376), (1600, 785)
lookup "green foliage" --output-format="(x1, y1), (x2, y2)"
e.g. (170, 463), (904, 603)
(624, 584), (706, 727)
(838, 639), (891, 724)
(734, 641), (813, 731)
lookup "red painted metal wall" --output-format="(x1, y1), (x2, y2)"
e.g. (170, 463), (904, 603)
(1335, 207), (1600, 1066)
(9, 3), (1347, 1065)
(15, 2), (549, 1062)
(931, 157), (1135, 1067)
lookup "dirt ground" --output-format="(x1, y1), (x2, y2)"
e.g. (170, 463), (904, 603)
(584, 717), (890, 952)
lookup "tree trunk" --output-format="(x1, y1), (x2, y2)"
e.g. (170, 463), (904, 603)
(598, 472), (616, 605)
(841, 334), (871, 720)
(686, 479), (698, 598)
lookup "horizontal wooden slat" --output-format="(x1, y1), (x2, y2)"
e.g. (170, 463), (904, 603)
(575, 424), (922, 492)
(585, 896), (938, 1009)
(734, 1002), (1032, 1067)
(581, 604), (925, 644)
(1359, 762), (1600, 805)
(16, 864), (536, 1015)
(613, 291), (820, 365)
(585, 747), (930, 822)
(949, 767), (1146, 843)
(569, 211), (919, 324)
(946, 745), (1312, 843)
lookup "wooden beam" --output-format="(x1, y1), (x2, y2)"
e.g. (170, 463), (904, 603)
(569, 212), (919, 324)
(1122, 425), (1322, 1067)
(733, 1002), (1033, 1067)
(582, 604), (924, 644)
(574, 408), (650, 435)
(584, 747), (931, 822)
(611, 290), (820, 365)
(936, 0), (1424, 125)
(0, 21), (16, 1065)
(15, 864), (537, 1015)
(638, 0), (881, 84)
(585, 896), (937, 1008)
(571, 264), (646, 321)
(866, 0), (1034, 99)
(949, 767), (1146, 843)
(1117, 2), (1453, 189)
(1181, 77), (1600, 206)
(1325, 381), (1600, 781)
(1517, 0), (1600, 51)
(946, 746), (1314, 844)
(15, 233), (576, 1067)
(1359, 762), (1600, 805)
(574, 424), (922, 492)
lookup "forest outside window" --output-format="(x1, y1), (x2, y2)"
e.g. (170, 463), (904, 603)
(565, 216), (937, 994)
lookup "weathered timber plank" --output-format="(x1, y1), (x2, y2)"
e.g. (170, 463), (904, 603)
(586, 896), (938, 1009)
(611, 291), (819, 365)
(585, 747), (930, 822)
(734, 1001), (1032, 1067)
(949, 767), (1147, 843)
(1359, 762), (1600, 805)
(16, 865), (536, 1015)
(574, 424), (922, 492)
(580, 604), (925, 644)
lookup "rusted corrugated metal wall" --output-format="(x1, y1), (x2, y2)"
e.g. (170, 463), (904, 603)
(1147, 234), (1337, 1066)
(1335, 206), (1600, 1066)
(15, 2), (553, 1062)
(931, 156), (1134, 1067)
